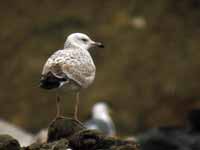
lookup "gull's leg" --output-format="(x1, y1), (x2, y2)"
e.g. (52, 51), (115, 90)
(74, 92), (80, 121)
(56, 90), (61, 118)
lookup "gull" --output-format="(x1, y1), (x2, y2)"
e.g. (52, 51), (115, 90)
(84, 102), (116, 136)
(40, 33), (104, 120)
(0, 119), (34, 147)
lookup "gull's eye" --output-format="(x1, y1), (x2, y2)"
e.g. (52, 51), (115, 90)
(81, 38), (88, 42)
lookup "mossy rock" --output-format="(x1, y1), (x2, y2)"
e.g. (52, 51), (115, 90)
(47, 117), (139, 150)
(1, 117), (139, 150)
(69, 129), (139, 150)
(0, 135), (20, 150)
(47, 117), (85, 142)
(23, 138), (69, 150)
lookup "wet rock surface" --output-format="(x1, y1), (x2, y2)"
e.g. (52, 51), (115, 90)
(0, 117), (139, 150)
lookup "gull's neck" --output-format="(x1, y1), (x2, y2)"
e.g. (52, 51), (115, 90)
(64, 41), (88, 51)
(64, 41), (77, 49)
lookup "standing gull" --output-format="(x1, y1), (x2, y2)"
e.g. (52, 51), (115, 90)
(40, 33), (104, 120)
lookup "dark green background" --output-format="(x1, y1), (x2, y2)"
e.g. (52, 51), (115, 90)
(1, 0), (200, 136)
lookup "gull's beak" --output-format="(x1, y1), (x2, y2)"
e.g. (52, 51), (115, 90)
(91, 41), (104, 48)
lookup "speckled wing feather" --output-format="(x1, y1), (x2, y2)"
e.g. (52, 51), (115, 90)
(42, 48), (96, 88)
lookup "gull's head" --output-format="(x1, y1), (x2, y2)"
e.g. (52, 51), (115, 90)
(64, 33), (104, 50)
(92, 102), (110, 119)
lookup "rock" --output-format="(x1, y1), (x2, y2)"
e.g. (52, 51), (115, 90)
(24, 138), (69, 150)
(47, 117), (85, 142)
(69, 129), (139, 150)
(0, 117), (139, 150)
(0, 134), (20, 150)
(47, 117), (139, 150)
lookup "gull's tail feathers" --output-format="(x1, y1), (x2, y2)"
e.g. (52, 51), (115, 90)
(40, 72), (67, 90)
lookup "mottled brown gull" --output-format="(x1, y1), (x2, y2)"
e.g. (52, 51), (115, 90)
(40, 33), (104, 120)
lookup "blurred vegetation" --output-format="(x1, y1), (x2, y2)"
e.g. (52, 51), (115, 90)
(1, 0), (200, 136)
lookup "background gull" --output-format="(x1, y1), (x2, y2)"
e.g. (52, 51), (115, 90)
(0, 119), (34, 147)
(40, 33), (104, 120)
(84, 102), (116, 136)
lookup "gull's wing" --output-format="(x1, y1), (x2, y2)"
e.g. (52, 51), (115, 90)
(42, 50), (71, 78)
(42, 48), (96, 88)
